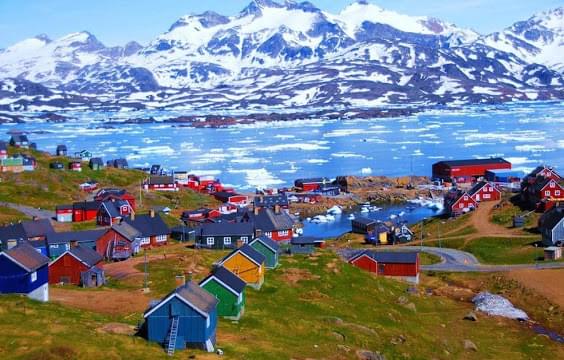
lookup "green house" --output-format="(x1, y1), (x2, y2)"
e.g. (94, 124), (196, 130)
(200, 266), (246, 320)
(249, 236), (280, 269)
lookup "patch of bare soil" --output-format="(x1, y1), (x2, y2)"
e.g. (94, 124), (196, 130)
(506, 269), (564, 308)
(280, 268), (320, 285)
(50, 288), (151, 315)
(97, 323), (136, 335)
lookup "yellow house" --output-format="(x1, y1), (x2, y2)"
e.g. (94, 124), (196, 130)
(219, 244), (266, 289)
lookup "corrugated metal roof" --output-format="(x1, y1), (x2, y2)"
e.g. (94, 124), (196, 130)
(199, 222), (254, 237)
(111, 222), (141, 241)
(250, 235), (280, 252)
(68, 246), (103, 267)
(201, 266), (246, 295)
(175, 281), (218, 314)
(124, 214), (170, 237)
(47, 229), (106, 245)
(434, 158), (510, 167)
(4, 242), (49, 271)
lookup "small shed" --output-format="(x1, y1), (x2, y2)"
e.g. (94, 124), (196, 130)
(69, 160), (82, 172)
(56, 145), (67, 156)
(89, 157), (104, 170)
(200, 266), (246, 320)
(544, 247), (562, 261)
(352, 217), (377, 234)
(81, 266), (105, 288)
(249, 235), (280, 269)
(56, 205), (73, 223)
(48, 246), (104, 287)
(219, 245), (265, 289)
(144, 282), (218, 353)
(290, 237), (316, 255)
(50, 162), (65, 170)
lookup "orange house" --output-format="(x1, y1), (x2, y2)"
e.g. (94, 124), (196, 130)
(219, 244), (265, 289)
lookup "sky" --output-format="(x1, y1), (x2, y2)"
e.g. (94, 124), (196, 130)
(0, 0), (561, 48)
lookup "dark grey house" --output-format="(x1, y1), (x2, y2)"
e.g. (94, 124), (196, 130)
(195, 222), (255, 249)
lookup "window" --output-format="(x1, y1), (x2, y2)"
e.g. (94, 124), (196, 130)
(241, 236), (248, 244)
(224, 237), (231, 245)
(545, 191), (551, 196)
(207, 237), (215, 246)
(464, 196), (468, 200)
(484, 194), (491, 199)
(30, 271), (37, 283)
(556, 190), (561, 196)
(265, 232), (272, 238)
(459, 203), (464, 208)
(206, 316), (210, 328)
(140, 237), (150, 245)
(156, 235), (167, 242)
(550, 182), (555, 188)
(278, 230), (289, 237)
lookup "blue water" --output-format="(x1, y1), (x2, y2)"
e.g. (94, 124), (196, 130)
(2, 101), (563, 190)
(301, 204), (440, 238)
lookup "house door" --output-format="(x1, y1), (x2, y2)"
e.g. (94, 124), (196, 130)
(475, 194), (480, 201)
(60, 276), (71, 284)
(377, 264), (385, 275)
(91, 274), (97, 286)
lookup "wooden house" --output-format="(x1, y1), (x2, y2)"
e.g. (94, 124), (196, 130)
(196, 222), (254, 249)
(432, 158), (511, 183)
(251, 208), (294, 242)
(0, 243), (50, 301)
(522, 165), (562, 188)
(69, 160), (82, 172)
(89, 157), (104, 170)
(97, 200), (133, 226)
(0, 157), (24, 173)
(96, 222), (141, 261)
(524, 178), (563, 211)
(72, 201), (101, 222)
(294, 177), (331, 192)
(351, 217), (377, 234)
(9, 134), (29, 148)
(349, 251), (420, 284)
(173, 171), (189, 186)
(253, 194), (289, 213)
(468, 181), (501, 202)
(144, 281), (218, 353)
(249, 236), (280, 269)
(444, 190), (478, 217)
(214, 192), (248, 206)
(94, 188), (136, 210)
(20, 155), (36, 171)
(144, 176), (178, 192)
(48, 246), (104, 287)
(200, 266), (246, 320)
(539, 206), (564, 246)
(46, 229), (105, 259)
(56, 205), (73, 223)
(392, 224), (414, 244)
(50, 161), (65, 170)
(0, 141), (7, 160)
(56, 144), (67, 156)
(181, 208), (221, 225)
(123, 212), (170, 248)
(0, 219), (55, 254)
(290, 237), (316, 255)
(218, 244), (265, 289)
(365, 222), (392, 245)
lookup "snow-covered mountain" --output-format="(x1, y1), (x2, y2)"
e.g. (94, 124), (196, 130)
(0, 1), (563, 111)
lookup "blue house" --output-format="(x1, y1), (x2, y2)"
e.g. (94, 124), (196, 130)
(144, 281), (218, 355)
(0, 243), (50, 302)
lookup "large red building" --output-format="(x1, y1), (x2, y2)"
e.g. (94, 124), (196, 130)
(349, 251), (420, 283)
(432, 158), (511, 183)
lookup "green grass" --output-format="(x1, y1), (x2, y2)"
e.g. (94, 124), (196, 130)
(491, 202), (539, 229)
(0, 206), (29, 225)
(70, 220), (100, 231)
(420, 252), (442, 265)
(461, 237), (544, 265)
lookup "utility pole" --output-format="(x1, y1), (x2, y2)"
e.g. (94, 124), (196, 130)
(420, 218), (426, 250)
(139, 180), (143, 207)
(143, 249), (148, 290)
(438, 221), (441, 248)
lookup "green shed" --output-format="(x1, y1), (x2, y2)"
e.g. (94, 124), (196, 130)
(249, 235), (280, 269)
(200, 266), (246, 320)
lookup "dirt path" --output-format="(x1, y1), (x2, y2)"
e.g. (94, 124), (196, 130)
(468, 201), (523, 238)
(50, 287), (151, 316)
(506, 269), (564, 308)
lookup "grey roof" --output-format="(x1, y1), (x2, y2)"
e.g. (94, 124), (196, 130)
(468, 181), (490, 196)
(361, 251), (419, 264)
(146, 281), (218, 317)
(68, 246), (103, 267)
(101, 201), (122, 218)
(3, 242), (49, 271)
(214, 191), (245, 202)
(111, 222), (142, 242)
(147, 175), (174, 185)
(222, 244), (265, 266)
(56, 145), (67, 151)
(539, 206), (564, 232)
(254, 194), (289, 208)
(47, 229), (106, 245)
(56, 204), (73, 211)
(201, 266), (246, 295)
(73, 201), (101, 211)
(124, 214), (170, 237)
(11, 134), (29, 143)
(89, 157), (104, 165)
(352, 217), (376, 226)
(199, 222), (254, 237)
(252, 208), (294, 232)
(0, 220), (55, 242)
(291, 237), (317, 245)
(250, 235), (280, 252)
(434, 158), (510, 167)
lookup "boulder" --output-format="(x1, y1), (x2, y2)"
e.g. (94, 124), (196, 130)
(464, 311), (478, 321)
(463, 339), (478, 352)
(356, 350), (386, 360)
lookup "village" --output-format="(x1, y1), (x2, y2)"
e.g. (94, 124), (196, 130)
(0, 134), (563, 359)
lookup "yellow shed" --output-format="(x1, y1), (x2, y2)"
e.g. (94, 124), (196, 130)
(219, 244), (266, 289)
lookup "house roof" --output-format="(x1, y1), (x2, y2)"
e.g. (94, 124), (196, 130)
(361, 251), (419, 264)
(252, 208), (294, 232)
(199, 222), (254, 237)
(539, 206), (564, 232)
(21, 219), (55, 238)
(3, 242), (49, 272)
(434, 158), (510, 167)
(221, 244), (265, 267)
(200, 266), (246, 296)
(295, 177), (331, 184)
(110, 221), (142, 242)
(214, 191), (245, 202)
(56, 144), (67, 151)
(11, 134), (29, 143)
(468, 181), (498, 196)
(52, 245), (103, 268)
(144, 281), (217, 318)
(47, 229), (106, 245)
(56, 204), (73, 211)
(89, 157), (104, 165)
(352, 217), (376, 226)
(254, 194), (289, 208)
(250, 235), (280, 252)
(148, 175), (174, 185)
(124, 214), (170, 237)
(100, 201), (123, 218)
(291, 237), (317, 245)
(73, 201), (101, 211)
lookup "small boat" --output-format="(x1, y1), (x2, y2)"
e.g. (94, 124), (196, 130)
(398, 211), (405, 217)
(348, 214), (355, 220)
(325, 214), (336, 221)
(390, 214), (398, 219)
(370, 206), (382, 212)
(360, 207), (369, 213)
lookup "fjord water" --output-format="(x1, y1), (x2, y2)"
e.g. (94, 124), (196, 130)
(4, 102), (563, 190)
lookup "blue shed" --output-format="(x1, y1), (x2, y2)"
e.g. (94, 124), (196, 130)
(144, 281), (218, 355)
(0, 243), (50, 302)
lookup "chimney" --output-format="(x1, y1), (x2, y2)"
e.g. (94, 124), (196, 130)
(150, 209), (155, 218)
(130, 211), (135, 221)
(274, 204), (281, 214)
(175, 274), (186, 287)
(254, 207), (259, 216)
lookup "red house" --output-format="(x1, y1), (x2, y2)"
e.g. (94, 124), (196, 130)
(432, 158), (511, 183)
(252, 208), (294, 242)
(525, 178), (564, 211)
(143, 175), (178, 192)
(95, 189), (136, 211)
(48, 246), (103, 286)
(69, 161), (82, 172)
(72, 201), (101, 222)
(444, 190), (478, 217)
(294, 178), (331, 192)
(523, 165), (562, 184)
(214, 192), (248, 206)
(96, 222), (141, 261)
(468, 181), (501, 202)
(123, 212), (170, 248)
(349, 251), (420, 283)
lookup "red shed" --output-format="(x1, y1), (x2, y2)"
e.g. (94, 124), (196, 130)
(56, 205), (73, 223)
(432, 158), (511, 183)
(143, 175), (178, 192)
(48, 246), (103, 286)
(214, 192), (248, 206)
(349, 251), (420, 283)
(294, 177), (331, 192)
(468, 181), (501, 202)
(69, 161), (82, 172)
(72, 201), (101, 222)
